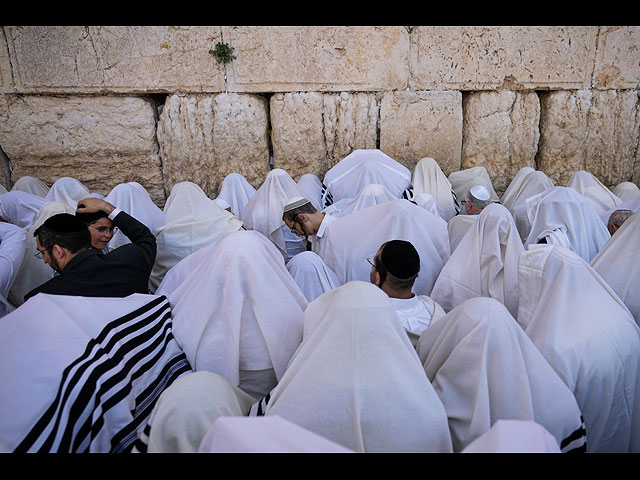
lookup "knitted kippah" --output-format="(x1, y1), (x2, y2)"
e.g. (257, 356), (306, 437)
(283, 196), (311, 213)
(43, 213), (90, 233)
(380, 240), (420, 279)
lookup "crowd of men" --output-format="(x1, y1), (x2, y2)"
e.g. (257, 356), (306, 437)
(0, 149), (639, 453)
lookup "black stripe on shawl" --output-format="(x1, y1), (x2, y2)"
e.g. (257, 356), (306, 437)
(560, 416), (587, 453)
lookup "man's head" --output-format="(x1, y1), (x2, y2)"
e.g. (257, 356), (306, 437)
(34, 213), (91, 273)
(607, 209), (633, 236)
(75, 209), (115, 250)
(282, 197), (321, 237)
(464, 185), (491, 214)
(369, 240), (420, 298)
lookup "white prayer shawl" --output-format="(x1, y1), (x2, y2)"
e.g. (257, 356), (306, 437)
(599, 194), (640, 226)
(613, 181), (640, 202)
(0, 190), (46, 228)
(417, 297), (587, 453)
(141, 371), (256, 453)
(412, 192), (448, 221)
(240, 168), (305, 260)
(252, 281), (453, 453)
(517, 245), (640, 453)
(105, 182), (163, 250)
(321, 199), (450, 296)
(321, 183), (397, 218)
(43, 177), (90, 207)
(412, 157), (458, 220)
(8, 201), (76, 307)
(216, 172), (257, 218)
(390, 294), (446, 348)
(448, 166), (500, 205)
(567, 170), (622, 217)
(0, 222), (26, 317)
(296, 173), (324, 211)
(591, 213), (640, 326)
(524, 186), (610, 262)
(198, 415), (355, 453)
(0, 293), (191, 452)
(322, 149), (411, 204)
(149, 181), (243, 291)
(500, 166), (535, 210)
(285, 251), (342, 302)
(11, 176), (49, 198)
(432, 204), (524, 317)
(447, 214), (476, 253)
(157, 230), (307, 392)
(461, 420), (561, 453)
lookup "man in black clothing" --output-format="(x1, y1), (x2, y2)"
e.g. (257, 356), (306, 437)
(25, 197), (157, 301)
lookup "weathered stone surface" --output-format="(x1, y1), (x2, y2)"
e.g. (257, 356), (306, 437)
(157, 93), (270, 197)
(224, 25), (409, 92)
(270, 91), (379, 180)
(4, 26), (226, 94)
(462, 91), (540, 194)
(0, 29), (15, 94)
(379, 90), (463, 175)
(592, 26), (640, 90)
(0, 94), (164, 203)
(537, 89), (640, 187)
(409, 26), (597, 91)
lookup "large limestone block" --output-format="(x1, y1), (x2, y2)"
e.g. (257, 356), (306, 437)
(537, 89), (640, 187)
(0, 94), (164, 204)
(223, 25), (409, 92)
(409, 26), (597, 91)
(0, 28), (16, 94)
(4, 26), (226, 94)
(592, 26), (640, 89)
(462, 91), (540, 194)
(270, 91), (379, 180)
(379, 90), (463, 175)
(157, 93), (270, 197)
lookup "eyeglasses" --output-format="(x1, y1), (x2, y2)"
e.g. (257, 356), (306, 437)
(89, 226), (118, 235)
(35, 246), (51, 258)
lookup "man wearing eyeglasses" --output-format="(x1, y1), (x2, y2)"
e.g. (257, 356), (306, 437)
(282, 197), (336, 257)
(24, 196), (157, 301)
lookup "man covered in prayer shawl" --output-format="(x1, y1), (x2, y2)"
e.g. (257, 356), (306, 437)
(296, 173), (325, 211)
(447, 184), (492, 253)
(0, 221), (26, 317)
(567, 170), (622, 217)
(448, 166), (500, 207)
(369, 240), (446, 347)
(0, 190), (46, 228)
(249, 281), (453, 453)
(517, 244), (640, 452)
(417, 297), (587, 453)
(286, 251), (341, 302)
(282, 196), (337, 257)
(409, 157), (459, 220)
(43, 176), (91, 207)
(321, 183), (397, 219)
(613, 181), (640, 202)
(10, 175), (49, 198)
(215, 172), (257, 218)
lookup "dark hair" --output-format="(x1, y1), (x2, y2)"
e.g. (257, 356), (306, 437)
(75, 209), (109, 226)
(377, 240), (420, 290)
(282, 201), (317, 223)
(34, 213), (91, 254)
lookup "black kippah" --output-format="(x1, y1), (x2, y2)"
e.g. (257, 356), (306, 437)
(380, 240), (420, 279)
(43, 213), (89, 233)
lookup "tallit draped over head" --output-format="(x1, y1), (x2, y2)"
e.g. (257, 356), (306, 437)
(149, 181), (243, 291)
(448, 166), (500, 205)
(0, 190), (46, 228)
(524, 186), (610, 262)
(567, 170), (622, 216)
(417, 297), (587, 453)
(321, 199), (450, 296)
(0, 222), (26, 317)
(517, 244), (640, 453)
(322, 149), (411, 205)
(105, 182), (163, 250)
(411, 157), (458, 220)
(504, 170), (555, 242)
(286, 250), (342, 302)
(296, 173), (324, 211)
(216, 172), (257, 218)
(321, 183), (397, 218)
(43, 177), (90, 207)
(500, 166), (536, 210)
(591, 213), (640, 326)
(11, 176), (49, 198)
(431, 203), (524, 317)
(253, 281), (453, 453)
(613, 181), (640, 202)
(158, 230), (307, 394)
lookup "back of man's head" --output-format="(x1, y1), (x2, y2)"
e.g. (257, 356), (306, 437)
(35, 213), (91, 253)
(282, 196), (318, 222)
(378, 240), (421, 291)
(466, 185), (491, 211)
(607, 209), (633, 234)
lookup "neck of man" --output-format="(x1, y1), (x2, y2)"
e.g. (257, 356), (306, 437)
(382, 284), (415, 300)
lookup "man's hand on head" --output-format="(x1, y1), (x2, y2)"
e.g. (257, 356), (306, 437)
(76, 197), (116, 216)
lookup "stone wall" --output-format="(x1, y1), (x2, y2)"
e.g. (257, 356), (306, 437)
(1, 26), (638, 206)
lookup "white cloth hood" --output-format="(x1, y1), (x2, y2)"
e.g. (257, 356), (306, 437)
(448, 166), (500, 204)
(11, 176), (49, 198)
(502, 170), (554, 242)
(43, 177), (90, 207)
(613, 181), (640, 202)
(286, 251), (341, 302)
(296, 174), (324, 211)
(321, 183), (397, 218)
(500, 166), (535, 210)
(411, 157), (458, 220)
(567, 170), (622, 216)
(216, 173), (257, 218)
(0, 190), (46, 228)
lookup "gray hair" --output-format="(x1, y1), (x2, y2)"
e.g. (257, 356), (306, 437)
(607, 209), (633, 230)
(465, 190), (491, 210)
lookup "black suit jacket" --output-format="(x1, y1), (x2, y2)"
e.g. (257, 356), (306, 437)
(25, 211), (157, 301)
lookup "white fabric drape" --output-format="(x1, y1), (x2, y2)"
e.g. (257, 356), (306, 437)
(321, 199), (450, 296)
(0, 190), (46, 228)
(500, 166), (536, 210)
(321, 183), (397, 218)
(216, 172), (257, 218)
(417, 297), (586, 453)
(0, 222), (26, 317)
(412, 157), (458, 220)
(567, 170), (622, 217)
(599, 194), (640, 225)
(517, 244), (640, 452)
(613, 181), (640, 202)
(447, 214), (476, 254)
(431, 203), (524, 317)
(149, 181), (243, 291)
(461, 420), (561, 453)
(286, 251), (342, 302)
(10, 176), (49, 198)
(254, 281), (453, 453)
(448, 166), (500, 204)
(296, 173), (324, 211)
(43, 177), (90, 207)
(412, 192), (448, 221)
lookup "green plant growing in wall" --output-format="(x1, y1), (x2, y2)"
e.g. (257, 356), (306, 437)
(209, 42), (237, 64)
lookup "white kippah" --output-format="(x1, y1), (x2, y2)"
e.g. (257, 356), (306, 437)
(283, 196), (310, 213)
(470, 185), (490, 201)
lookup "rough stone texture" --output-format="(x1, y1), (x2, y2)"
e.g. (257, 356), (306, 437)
(379, 90), (463, 175)
(0, 28), (15, 94)
(4, 26), (226, 94)
(536, 89), (640, 187)
(462, 91), (540, 195)
(409, 26), (597, 91)
(592, 26), (640, 90)
(157, 93), (270, 197)
(223, 25), (409, 92)
(0, 95), (164, 204)
(270, 91), (379, 180)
